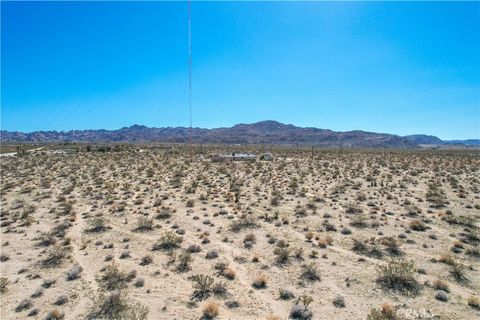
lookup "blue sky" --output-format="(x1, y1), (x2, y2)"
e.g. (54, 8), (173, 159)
(1, 1), (479, 139)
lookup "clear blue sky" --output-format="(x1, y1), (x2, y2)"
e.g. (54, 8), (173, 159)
(1, 1), (479, 139)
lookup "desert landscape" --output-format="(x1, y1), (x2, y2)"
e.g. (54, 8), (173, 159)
(0, 145), (479, 319)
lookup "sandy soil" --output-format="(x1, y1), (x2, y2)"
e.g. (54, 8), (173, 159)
(0, 147), (479, 320)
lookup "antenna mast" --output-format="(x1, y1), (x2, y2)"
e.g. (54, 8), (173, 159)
(188, 0), (193, 153)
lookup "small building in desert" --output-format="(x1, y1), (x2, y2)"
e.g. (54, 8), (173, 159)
(259, 152), (274, 161)
(211, 153), (257, 162)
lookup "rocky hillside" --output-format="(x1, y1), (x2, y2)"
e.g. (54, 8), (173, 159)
(0, 120), (424, 149)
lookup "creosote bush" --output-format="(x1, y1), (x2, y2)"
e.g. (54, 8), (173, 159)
(87, 290), (148, 320)
(152, 231), (183, 251)
(376, 259), (421, 296)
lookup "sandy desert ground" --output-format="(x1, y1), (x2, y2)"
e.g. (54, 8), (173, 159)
(0, 146), (479, 320)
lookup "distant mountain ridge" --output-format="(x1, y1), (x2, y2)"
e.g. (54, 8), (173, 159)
(1, 120), (478, 149)
(404, 134), (480, 146)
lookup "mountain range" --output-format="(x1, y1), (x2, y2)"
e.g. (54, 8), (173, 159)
(1, 121), (478, 149)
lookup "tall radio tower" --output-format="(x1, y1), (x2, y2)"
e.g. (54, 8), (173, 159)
(188, 0), (193, 151)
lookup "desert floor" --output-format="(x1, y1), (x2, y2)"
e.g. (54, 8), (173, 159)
(1, 147), (479, 320)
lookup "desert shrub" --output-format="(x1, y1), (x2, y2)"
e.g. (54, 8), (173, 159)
(380, 237), (403, 256)
(409, 220), (426, 231)
(176, 251), (193, 272)
(225, 300), (240, 309)
(438, 253), (456, 266)
(450, 262), (468, 283)
(300, 263), (320, 281)
(133, 217), (153, 232)
(366, 303), (408, 320)
(290, 295), (313, 320)
(279, 289), (295, 300)
(134, 278), (145, 288)
(191, 274), (214, 301)
(86, 217), (108, 233)
(87, 290), (148, 320)
(44, 309), (64, 320)
(426, 183), (447, 208)
(42, 279), (56, 288)
(230, 215), (257, 232)
(345, 202), (362, 214)
(31, 287), (43, 298)
(186, 199), (195, 207)
(35, 232), (57, 247)
(15, 298), (32, 312)
(97, 264), (128, 291)
(466, 244), (480, 257)
(252, 274), (267, 289)
(273, 247), (291, 265)
(205, 249), (219, 260)
(352, 238), (383, 259)
(435, 290), (449, 302)
(155, 207), (172, 220)
(350, 215), (368, 228)
(467, 296), (480, 309)
(443, 214), (475, 228)
(187, 244), (202, 253)
(222, 267), (236, 280)
(433, 279), (449, 292)
(41, 246), (69, 268)
(317, 235), (333, 248)
(332, 295), (345, 308)
(305, 232), (314, 242)
(243, 233), (256, 248)
(202, 301), (219, 319)
(212, 281), (228, 297)
(152, 231), (183, 251)
(139, 255), (153, 266)
(0, 277), (7, 294)
(119, 250), (130, 259)
(376, 259), (421, 296)
(66, 264), (83, 281)
(53, 294), (68, 306)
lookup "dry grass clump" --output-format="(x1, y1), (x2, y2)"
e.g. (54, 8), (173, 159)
(44, 309), (64, 320)
(409, 219), (426, 231)
(366, 303), (407, 320)
(201, 301), (219, 319)
(376, 259), (421, 296)
(252, 274), (268, 289)
(467, 296), (480, 309)
(433, 279), (450, 292)
(317, 235), (333, 248)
